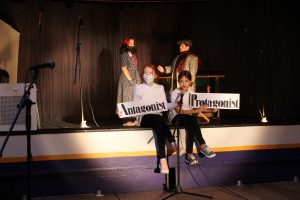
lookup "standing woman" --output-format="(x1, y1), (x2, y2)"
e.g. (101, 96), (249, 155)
(116, 37), (141, 126)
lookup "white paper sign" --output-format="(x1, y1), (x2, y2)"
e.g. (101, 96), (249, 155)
(117, 97), (168, 118)
(189, 93), (240, 109)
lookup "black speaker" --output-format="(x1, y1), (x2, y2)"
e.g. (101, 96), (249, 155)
(164, 167), (176, 191)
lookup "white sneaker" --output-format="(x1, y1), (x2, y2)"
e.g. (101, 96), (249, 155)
(171, 142), (185, 156)
(159, 158), (169, 174)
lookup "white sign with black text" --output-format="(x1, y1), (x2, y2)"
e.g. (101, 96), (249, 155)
(189, 93), (240, 109)
(117, 97), (168, 118)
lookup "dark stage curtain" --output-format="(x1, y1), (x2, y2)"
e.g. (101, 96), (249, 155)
(0, 0), (299, 127)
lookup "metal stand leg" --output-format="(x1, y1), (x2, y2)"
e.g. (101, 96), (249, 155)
(164, 105), (213, 199)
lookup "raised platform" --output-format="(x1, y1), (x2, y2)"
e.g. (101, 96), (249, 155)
(0, 118), (300, 198)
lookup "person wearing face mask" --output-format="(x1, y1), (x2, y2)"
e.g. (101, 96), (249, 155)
(133, 65), (182, 174)
(158, 39), (200, 97)
(116, 37), (141, 126)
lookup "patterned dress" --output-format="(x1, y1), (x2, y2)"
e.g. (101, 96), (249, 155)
(116, 52), (141, 111)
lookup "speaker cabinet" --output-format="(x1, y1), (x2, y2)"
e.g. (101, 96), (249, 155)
(0, 83), (37, 131)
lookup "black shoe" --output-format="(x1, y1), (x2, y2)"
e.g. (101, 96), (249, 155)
(185, 154), (199, 165)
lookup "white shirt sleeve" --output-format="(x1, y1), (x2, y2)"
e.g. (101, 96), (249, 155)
(171, 89), (181, 104)
(133, 84), (142, 101)
(168, 89), (181, 109)
(167, 102), (177, 109)
(158, 85), (167, 100)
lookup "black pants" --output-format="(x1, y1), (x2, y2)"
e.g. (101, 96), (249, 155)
(122, 117), (136, 124)
(140, 114), (175, 160)
(172, 114), (206, 154)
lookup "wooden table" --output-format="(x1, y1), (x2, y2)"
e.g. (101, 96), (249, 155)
(157, 73), (225, 93)
(157, 73), (226, 121)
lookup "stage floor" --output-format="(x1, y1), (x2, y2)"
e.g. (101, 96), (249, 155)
(39, 116), (300, 130)
(32, 181), (300, 200)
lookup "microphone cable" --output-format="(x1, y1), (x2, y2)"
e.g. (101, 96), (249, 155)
(86, 75), (100, 127)
(195, 164), (249, 199)
(78, 16), (100, 128)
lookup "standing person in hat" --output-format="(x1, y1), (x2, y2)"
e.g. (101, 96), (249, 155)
(158, 39), (200, 95)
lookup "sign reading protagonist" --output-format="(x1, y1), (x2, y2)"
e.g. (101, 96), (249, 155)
(189, 93), (240, 109)
(117, 97), (168, 118)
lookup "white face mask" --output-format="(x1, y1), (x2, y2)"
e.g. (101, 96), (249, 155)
(143, 73), (154, 85)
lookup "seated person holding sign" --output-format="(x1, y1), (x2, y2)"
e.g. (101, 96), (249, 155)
(132, 65), (180, 174)
(169, 70), (217, 165)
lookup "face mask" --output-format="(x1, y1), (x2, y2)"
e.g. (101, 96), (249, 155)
(127, 46), (137, 54)
(143, 73), (154, 85)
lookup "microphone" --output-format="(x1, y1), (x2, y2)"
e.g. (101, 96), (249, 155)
(179, 92), (184, 106)
(244, 27), (253, 33)
(78, 15), (84, 29)
(29, 60), (55, 70)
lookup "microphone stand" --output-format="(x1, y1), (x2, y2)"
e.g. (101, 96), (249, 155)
(245, 28), (277, 74)
(163, 93), (213, 199)
(245, 28), (277, 120)
(0, 70), (39, 200)
(74, 16), (88, 128)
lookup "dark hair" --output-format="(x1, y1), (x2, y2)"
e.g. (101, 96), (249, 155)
(178, 70), (192, 81)
(120, 37), (137, 54)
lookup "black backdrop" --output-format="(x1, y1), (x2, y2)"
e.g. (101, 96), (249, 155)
(0, 0), (299, 126)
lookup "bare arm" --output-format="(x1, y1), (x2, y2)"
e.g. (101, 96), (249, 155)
(189, 56), (198, 90)
(121, 66), (133, 80)
(175, 106), (217, 115)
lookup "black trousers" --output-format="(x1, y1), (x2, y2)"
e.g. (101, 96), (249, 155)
(122, 117), (136, 124)
(140, 114), (175, 160)
(172, 114), (206, 154)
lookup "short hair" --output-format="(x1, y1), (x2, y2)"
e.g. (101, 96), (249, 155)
(178, 70), (192, 81)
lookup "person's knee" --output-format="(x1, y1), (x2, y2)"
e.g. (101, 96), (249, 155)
(152, 115), (165, 125)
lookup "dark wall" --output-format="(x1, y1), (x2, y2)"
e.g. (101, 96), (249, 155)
(1, 0), (299, 125)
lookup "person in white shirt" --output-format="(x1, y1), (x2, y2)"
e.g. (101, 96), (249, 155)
(169, 70), (217, 165)
(133, 65), (178, 174)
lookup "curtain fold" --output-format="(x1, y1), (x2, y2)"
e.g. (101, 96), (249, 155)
(0, 0), (299, 126)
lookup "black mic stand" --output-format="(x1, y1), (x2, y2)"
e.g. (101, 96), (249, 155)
(74, 16), (88, 128)
(0, 70), (39, 200)
(163, 93), (213, 200)
(245, 28), (277, 74)
(245, 28), (278, 121)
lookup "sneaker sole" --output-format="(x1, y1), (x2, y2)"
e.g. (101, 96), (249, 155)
(160, 169), (169, 174)
(185, 159), (199, 165)
(185, 161), (198, 165)
(203, 153), (216, 158)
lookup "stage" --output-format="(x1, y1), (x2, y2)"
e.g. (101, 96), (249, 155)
(28, 181), (300, 200)
(1, 118), (300, 198)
